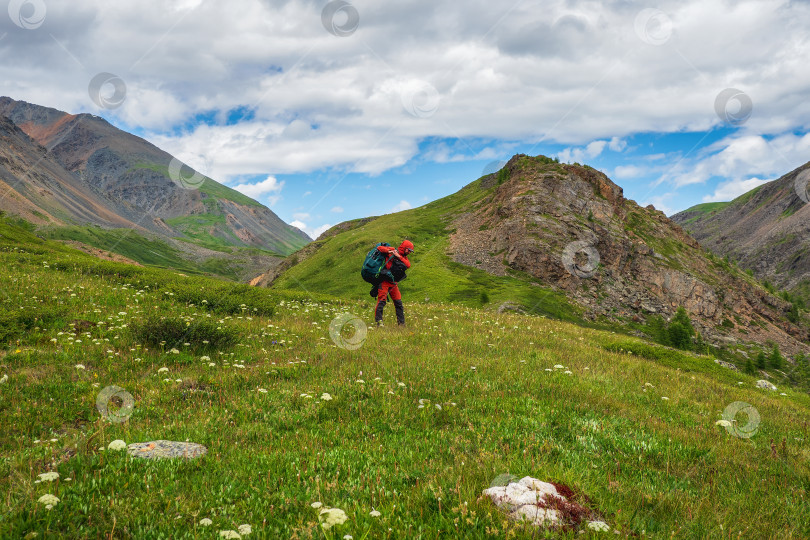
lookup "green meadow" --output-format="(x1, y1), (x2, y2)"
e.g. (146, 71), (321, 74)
(1, 217), (809, 539)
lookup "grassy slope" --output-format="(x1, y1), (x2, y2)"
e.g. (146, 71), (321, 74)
(39, 225), (278, 282)
(1, 219), (810, 538)
(274, 177), (582, 322)
(132, 164), (261, 208)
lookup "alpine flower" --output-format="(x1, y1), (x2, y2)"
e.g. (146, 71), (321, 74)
(108, 439), (126, 451)
(38, 494), (59, 506)
(37, 472), (59, 482)
(319, 507), (348, 529)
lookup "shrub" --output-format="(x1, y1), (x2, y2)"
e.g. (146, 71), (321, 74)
(756, 350), (767, 369)
(744, 357), (756, 375)
(769, 345), (784, 369)
(479, 291), (490, 305)
(667, 307), (695, 351)
(130, 315), (240, 352)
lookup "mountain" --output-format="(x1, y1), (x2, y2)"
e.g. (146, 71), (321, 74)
(0, 97), (310, 274)
(258, 154), (808, 356)
(672, 163), (810, 302)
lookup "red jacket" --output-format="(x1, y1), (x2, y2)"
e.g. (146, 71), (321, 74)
(377, 245), (411, 270)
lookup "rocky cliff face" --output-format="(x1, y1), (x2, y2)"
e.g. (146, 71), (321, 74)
(447, 155), (806, 354)
(672, 163), (810, 299)
(0, 115), (132, 227)
(0, 97), (310, 256)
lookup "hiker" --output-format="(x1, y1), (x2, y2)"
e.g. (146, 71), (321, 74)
(372, 240), (414, 326)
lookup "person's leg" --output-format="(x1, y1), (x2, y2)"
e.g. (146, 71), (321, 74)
(389, 284), (405, 325)
(375, 282), (391, 324)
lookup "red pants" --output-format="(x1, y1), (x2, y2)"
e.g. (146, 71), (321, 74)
(375, 281), (404, 324)
(377, 281), (401, 302)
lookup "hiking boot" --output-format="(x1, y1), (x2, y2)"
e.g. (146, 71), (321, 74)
(393, 299), (405, 325)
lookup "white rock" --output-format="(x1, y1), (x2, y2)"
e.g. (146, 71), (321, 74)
(483, 476), (563, 527)
(755, 380), (777, 391)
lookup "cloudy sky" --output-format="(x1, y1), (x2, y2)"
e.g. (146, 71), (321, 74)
(2, 0), (810, 237)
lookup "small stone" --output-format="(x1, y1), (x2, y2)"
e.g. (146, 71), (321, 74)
(127, 440), (207, 460)
(755, 380), (777, 391)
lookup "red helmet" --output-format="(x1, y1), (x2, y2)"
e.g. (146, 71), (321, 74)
(399, 240), (415, 254)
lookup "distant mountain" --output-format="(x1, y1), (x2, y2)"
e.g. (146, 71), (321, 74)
(258, 154), (808, 356)
(672, 163), (810, 302)
(0, 97), (310, 264)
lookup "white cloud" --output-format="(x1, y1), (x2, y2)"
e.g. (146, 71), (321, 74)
(614, 165), (647, 179)
(556, 139), (609, 164)
(290, 217), (331, 239)
(389, 200), (412, 213)
(4, 0), (810, 192)
(230, 176), (284, 204)
(703, 178), (769, 203)
(608, 137), (627, 152)
(661, 133), (810, 189)
(330, 206), (344, 213)
(293, 212), (310, 221)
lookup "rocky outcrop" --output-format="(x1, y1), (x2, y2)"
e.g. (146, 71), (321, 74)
(447, 155), (807, 355)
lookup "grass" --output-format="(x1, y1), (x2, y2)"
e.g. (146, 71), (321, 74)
(40, 225), (281, 282)
(164, 213), (242, 250)
(1, 216), (809, 538)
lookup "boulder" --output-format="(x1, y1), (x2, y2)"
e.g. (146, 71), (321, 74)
(755, 380), (777, 391)
(482, 476), (602, 530)
(127, 440), (207, 460)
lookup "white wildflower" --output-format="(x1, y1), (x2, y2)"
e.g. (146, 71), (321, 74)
(319, 507), (348, 529)
(38, 494), (59, 506)
(218, 531), (241, 539)
(553, 364), (564, 369)
(169, 348), (180, 354)
(108, 440), (126, 451)
(311, 501), (323, 509)
(320, 393), (333, 401)
(238, 524), (252, 535)
(37, 472), (59, 482)
(588, 521), (610, 532)
(157, 367), (169, 373)
(74, 364), (85, 370)
(661, 397), (669, 401)
(201, 356), (211, 361)
(715, 420), (732, 428)
(370, 510), (381, 517)
(258, 388), (268, 394)
(199, 518), (213, 526)
(0, 374), (8, 384)
(356, 379), (365, 384)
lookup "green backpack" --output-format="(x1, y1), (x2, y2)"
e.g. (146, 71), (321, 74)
(361, 242), (393, 284)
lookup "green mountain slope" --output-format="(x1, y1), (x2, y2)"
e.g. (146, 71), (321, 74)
(672, 164), (810, 306)
(0, 97), (310, 271)
(1, 214), (809, 538)
(264, 155), (808, 358)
